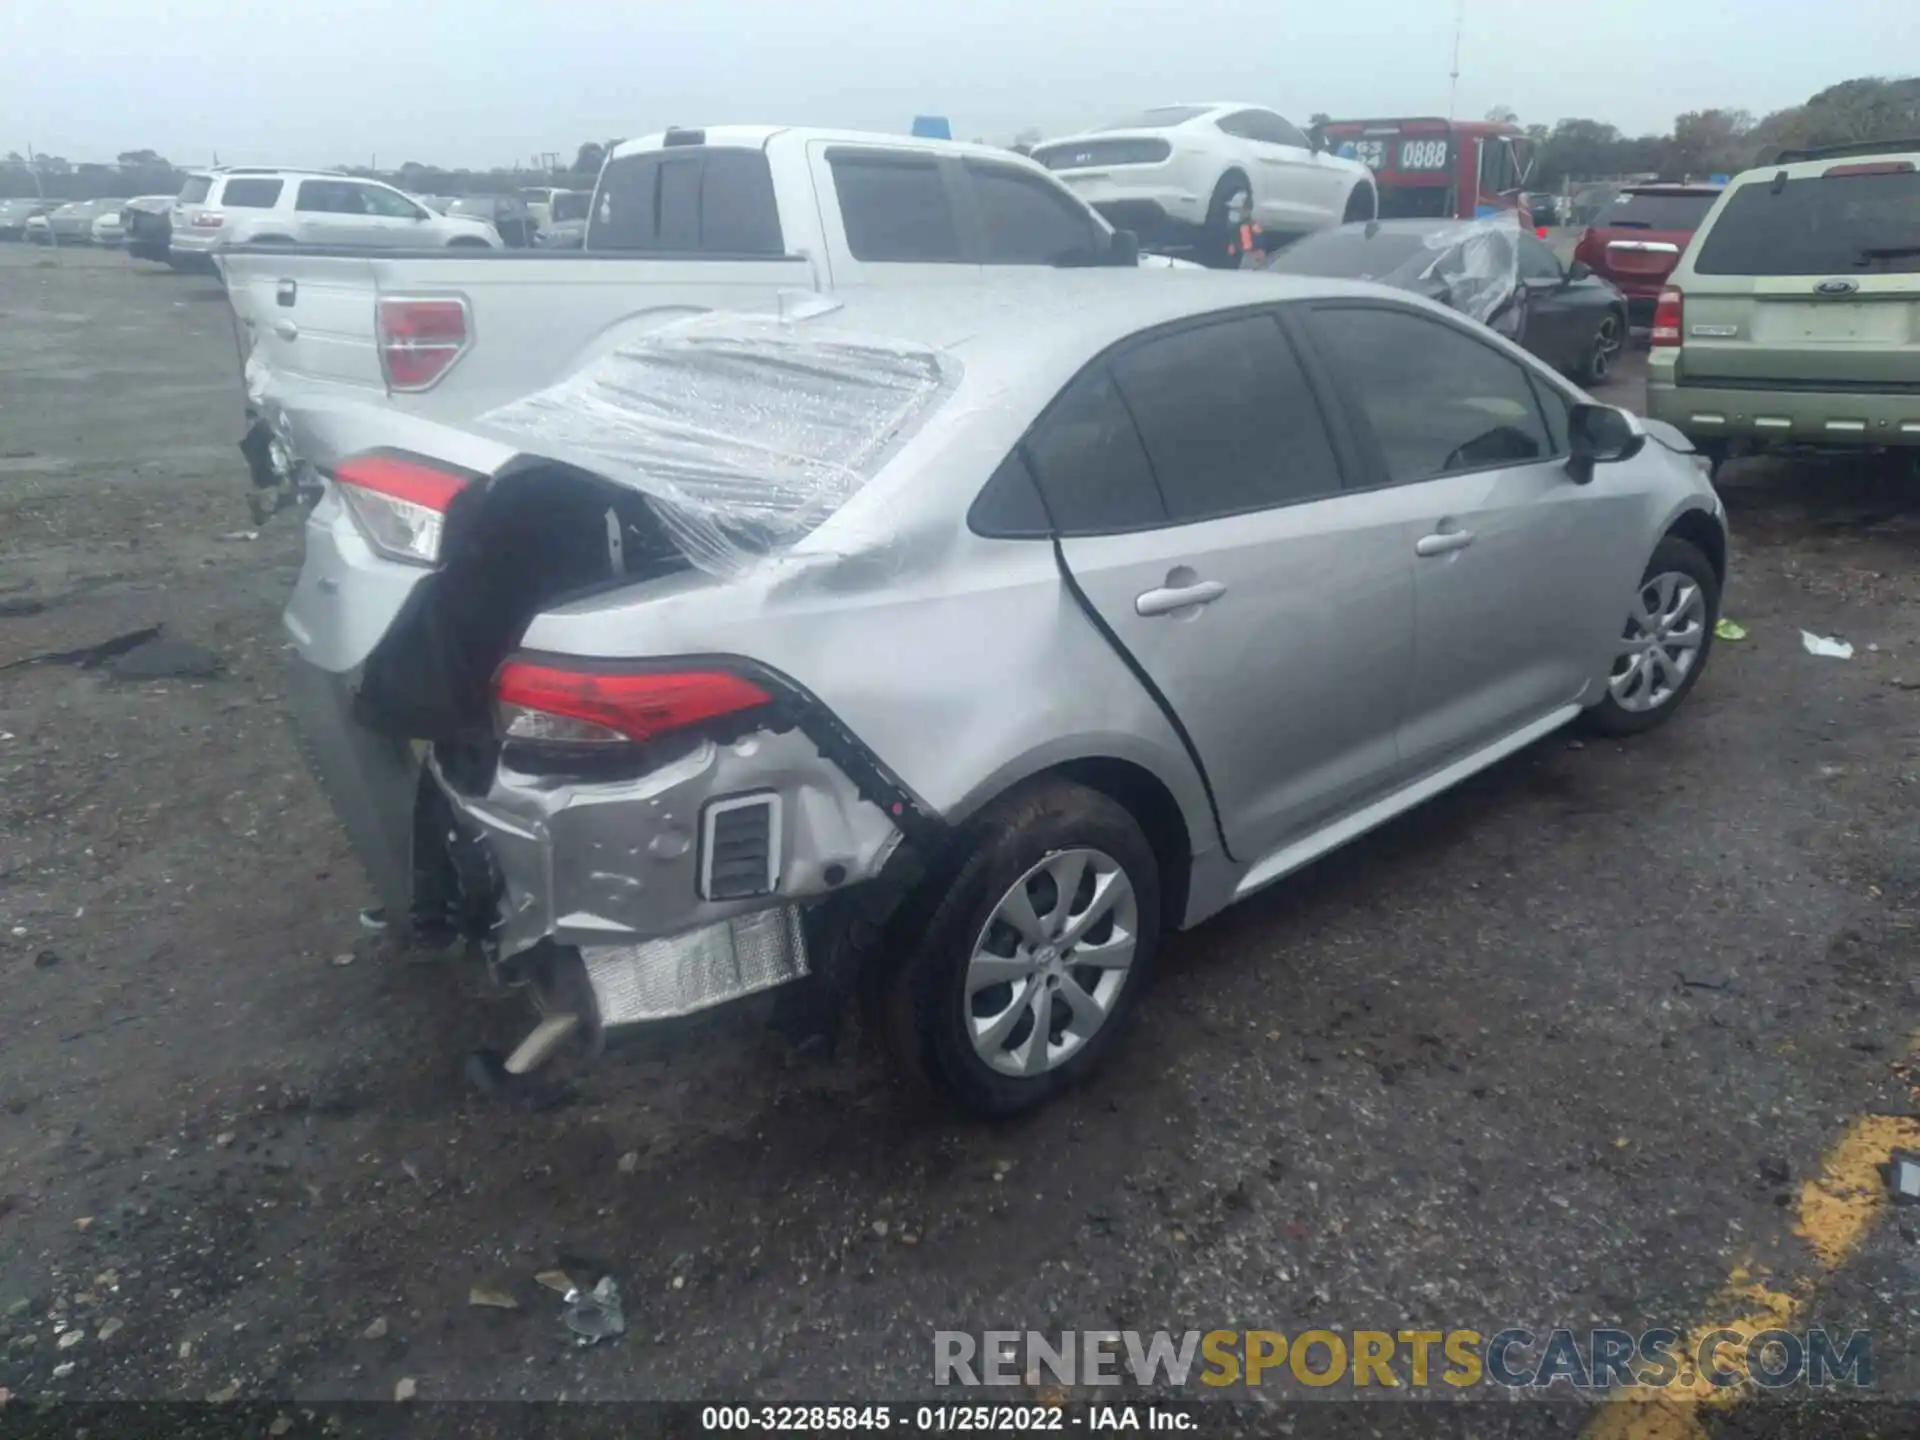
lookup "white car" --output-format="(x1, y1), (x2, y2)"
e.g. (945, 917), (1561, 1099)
(1031, 103), (1376, 262)
(91, 209), (127, 246)
(169, 168), (501, 267)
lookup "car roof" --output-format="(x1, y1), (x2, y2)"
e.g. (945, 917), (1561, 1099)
(1724, 149), (1920, 186)
(608, 126), (1045, 166)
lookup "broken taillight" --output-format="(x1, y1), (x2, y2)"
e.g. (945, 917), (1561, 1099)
(1651, 286), (1684, 347)
(493, 661), (773, 747)
(332, 452), (469, 566)
(377, 296), (470, 392)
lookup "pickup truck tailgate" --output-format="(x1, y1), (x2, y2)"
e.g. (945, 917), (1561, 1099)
(229, 255), (386, 393)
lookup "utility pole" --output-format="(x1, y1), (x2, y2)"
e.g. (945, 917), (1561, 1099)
(1447, 0), (1464, 120)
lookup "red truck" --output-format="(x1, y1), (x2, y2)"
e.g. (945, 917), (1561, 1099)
(1570, 182), (1722, 328)
(1313, 117), (1535, 221)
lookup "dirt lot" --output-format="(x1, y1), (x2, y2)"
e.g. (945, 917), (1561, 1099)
(3, 245), (1920, 1430)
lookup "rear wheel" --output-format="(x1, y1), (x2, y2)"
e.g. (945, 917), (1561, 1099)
(1201, 172), (1252, 269)
(1583, 537), (1719, 737)
(1577, 310), (1627, 385)
(880, 779), (1161, 1116)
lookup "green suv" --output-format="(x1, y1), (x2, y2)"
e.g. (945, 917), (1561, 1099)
(1645, 139), (1920, 467)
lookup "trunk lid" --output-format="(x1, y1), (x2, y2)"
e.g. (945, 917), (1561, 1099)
(1574, 187), (1720, 290)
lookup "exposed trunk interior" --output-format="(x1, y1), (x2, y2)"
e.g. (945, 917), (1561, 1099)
(354, 464), (691, 755)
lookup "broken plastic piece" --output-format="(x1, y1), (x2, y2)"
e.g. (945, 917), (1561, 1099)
(1891, 1148), (1920, 1204)
(1801, 631), (1854, 660)
(475, 311), (950, 579)
(503, 1013), (583, 1076)
(560, 1275), (626, 1345)
(1715, 619), (1747, 641)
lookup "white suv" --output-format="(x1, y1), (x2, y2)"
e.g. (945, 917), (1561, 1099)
(169, 168), (501, 266)
(1031, 103), (1376, 263)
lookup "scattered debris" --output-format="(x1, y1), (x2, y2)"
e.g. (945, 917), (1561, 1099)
(900, 1231), (920, 1246)
(1, 625), (161, 673)
(1801, 631), (1854, 660)
(178, 1340), (192, 1360)
(96, 1318), (122, 1342)
(330, 953), (354, 968)
(361, 1317), (388, 1340)
(1715, 618), (1747, 641)
(33, 950), (59, 970)
(560, 1275), (626, 1346)
(534, 1270), (575, 1295)
(269, 1418), (293, 1437)
(871, 1219), (889, 1239)
(206, 1381), (240, 1403)
(217, 530), (260, 543)
(1891, 1149), (1920, 1204)
(469, 1284), (519, 1311)
(107, 637), (224, 681)
(394, 1377), (417, 1402)
(0, 597), (47, 618)
(617, 1150), (639, 1175)
(51, 1363), (74, 1379)
(1759, 1156), (1791, 1185)
(215, 1132), (235, 1149)
(73, 1217), (92, 1231)
(991, 1159), (1015, 1182)
(57, 1330), (83, 1350)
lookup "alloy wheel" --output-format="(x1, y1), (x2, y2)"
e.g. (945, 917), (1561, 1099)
(965, 848), (1139, 1078)
(1610, 570), (1707, 712)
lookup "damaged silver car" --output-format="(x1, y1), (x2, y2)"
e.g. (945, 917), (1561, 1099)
(260, 272), (1728, 1115)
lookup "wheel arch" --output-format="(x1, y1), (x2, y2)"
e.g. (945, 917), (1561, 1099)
(1664, 505), (1728, 588)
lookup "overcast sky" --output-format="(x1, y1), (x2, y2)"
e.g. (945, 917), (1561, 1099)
(5, 0), (1913, 170)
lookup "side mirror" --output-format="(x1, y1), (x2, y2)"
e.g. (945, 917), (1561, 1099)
(1567, 259), (1592, 282)
(1105, 228), (1141, 267)
(1566, 402), (1644, 485)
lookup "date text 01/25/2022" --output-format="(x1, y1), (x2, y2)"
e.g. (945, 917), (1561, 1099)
(699, 1405), (1194, 1432)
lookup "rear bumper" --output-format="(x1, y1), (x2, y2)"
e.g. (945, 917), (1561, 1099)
(1647, 366), (1920, 448)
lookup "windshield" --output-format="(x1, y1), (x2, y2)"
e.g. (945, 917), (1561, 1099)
(1595, 190), (1719, 230)
(1266, 227), (1437, 279)
(1100, 106), (1210, 130)
(1694, 171), (1920, 275)
(551, 190), (592, 222)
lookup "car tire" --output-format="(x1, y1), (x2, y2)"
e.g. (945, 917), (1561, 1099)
(1342, 184), (1376, 224)
(1577, 309), (1627, 386)
(879, 778), (1162, 1117)
(1202, 171), (1252, 269)
(1582, 536), (1719, 738)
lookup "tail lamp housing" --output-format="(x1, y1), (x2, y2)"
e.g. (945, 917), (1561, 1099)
(377, 296), (471, 391)
(494, 660), (774, 749)
(1651, 286), (1683, 347)
(332, 452), (471, 565)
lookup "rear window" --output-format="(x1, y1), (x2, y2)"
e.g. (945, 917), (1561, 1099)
(587, 148), (783, 255)
(220, 178), (284, 208)
(1694, 171), (1920, 276)
(1266, 228), (1433, 279)
(1594, 190), (1718, 230)
(178, 175), (213, 204)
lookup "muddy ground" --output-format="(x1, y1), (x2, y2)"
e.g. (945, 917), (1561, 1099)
(2, 245), (1919, 1431)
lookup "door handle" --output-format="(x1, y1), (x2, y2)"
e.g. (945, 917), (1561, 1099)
(273, 320), (299, 341)
(1415, 529), (1475, 557)
(1135, 580), (1227, 616)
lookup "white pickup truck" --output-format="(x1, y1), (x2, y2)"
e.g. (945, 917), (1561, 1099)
(227, 125), (1191, 487)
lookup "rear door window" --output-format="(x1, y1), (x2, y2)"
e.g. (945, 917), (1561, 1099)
(178, 175), (213, 204)
(1110, 314), (1345, 521)
(295, 180), (352, 213)
(220, 178), (284, 208)
(1693, 171), (1920, 275)
(964, 162), (1103, 266)
(1025, 368), (1166, 534)
(588, 147), (784, 254)
(829, 152), (964, 262)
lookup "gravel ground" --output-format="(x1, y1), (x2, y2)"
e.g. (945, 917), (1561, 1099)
(2, 245), (1918, 1431)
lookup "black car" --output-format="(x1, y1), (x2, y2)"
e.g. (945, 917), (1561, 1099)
(121, 196), (174, 262)
(1265, 218), (1628, 386)
(445, 194), (537, 248)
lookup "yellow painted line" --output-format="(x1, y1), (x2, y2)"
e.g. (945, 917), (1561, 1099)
(1582, 1036), (1920, 1440)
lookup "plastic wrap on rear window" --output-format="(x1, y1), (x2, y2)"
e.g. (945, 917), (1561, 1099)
(474, 310), (950, 577)
(1410, 210), (1522, 326)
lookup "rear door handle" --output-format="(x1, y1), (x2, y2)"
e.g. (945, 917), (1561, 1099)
(1416, 529), (1476, 557)
(273, 320), (299, 341)
(1135, 580), (1227, 616)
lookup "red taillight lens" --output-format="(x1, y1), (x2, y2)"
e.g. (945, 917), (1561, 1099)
(377, 297), (470, 391)
(191, 212), (225, 229)
(1651, 286), (1684, 347)
(1824, 161), (1915, 177)
(332, 452), (469, 566)
(494, 661), (773, 746)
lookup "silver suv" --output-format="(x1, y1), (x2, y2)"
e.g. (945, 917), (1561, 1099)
(266, 274), (1728, 1114)
(169, 168), (500, 266)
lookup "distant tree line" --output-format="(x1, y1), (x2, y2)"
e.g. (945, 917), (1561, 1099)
(5, 76), (1913, 204)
